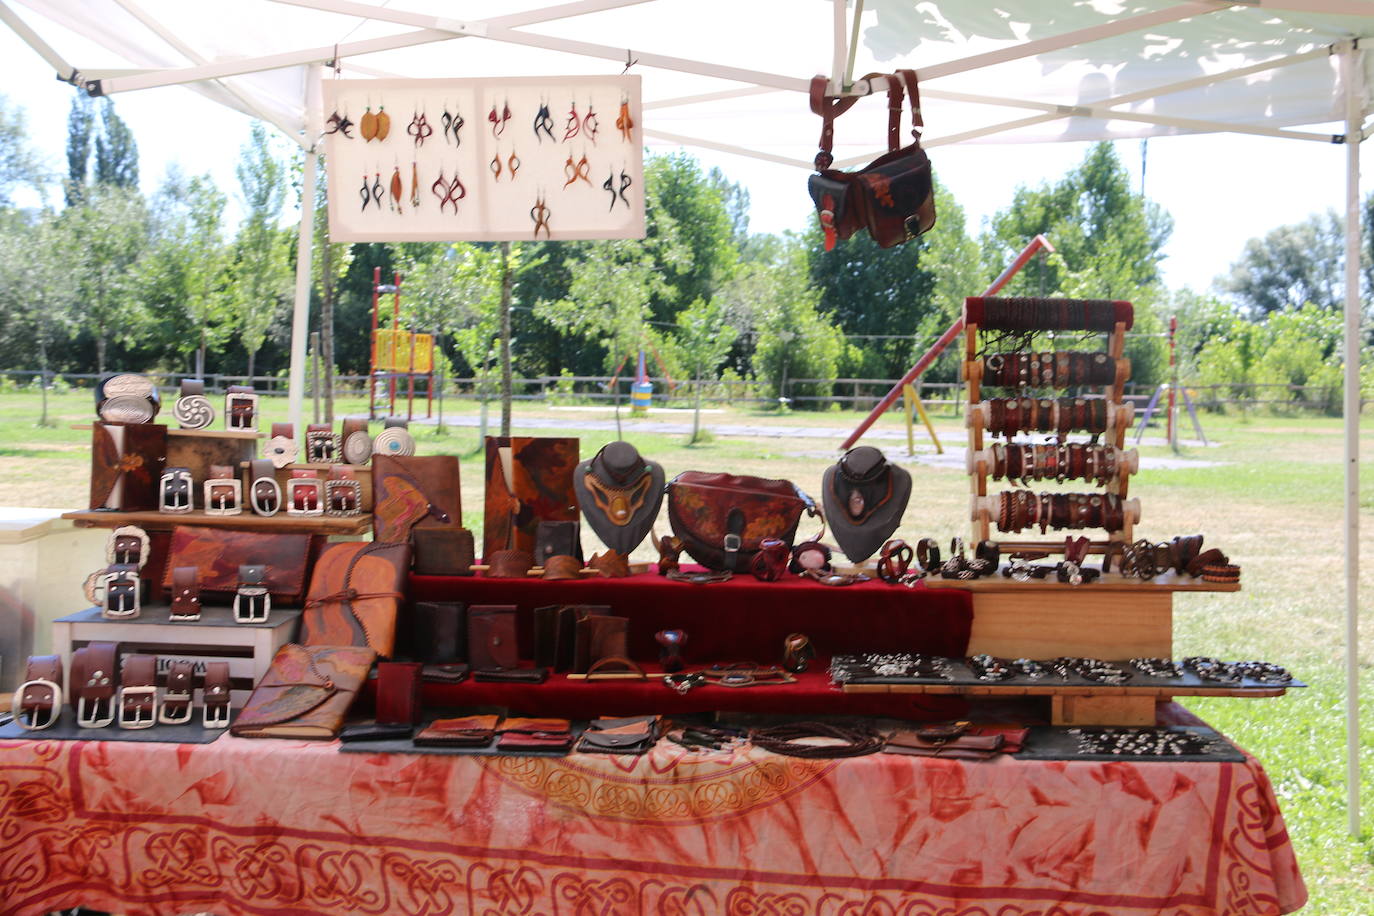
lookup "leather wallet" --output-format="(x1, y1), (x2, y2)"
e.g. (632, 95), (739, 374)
(576, 716), (659, 755)
(161, 527), (314, 603)
(497, 717), (573, 753)
(421, 663), (469, 683)
(340, 723), (415, 743)
(415, 715), (501, 747)
(474, 667), (549, 684)
(409, 601), (466, 664)
(375, 661), (423, 725)
(411, 527), (476, 576)
(467, 605), (519, 670)
(535, 520), (582, 565)
(884, 730), (1005, 760)
(574, 614), (629, 674)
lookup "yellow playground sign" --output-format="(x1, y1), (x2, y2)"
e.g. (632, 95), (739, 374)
(374, 330), (434, 373)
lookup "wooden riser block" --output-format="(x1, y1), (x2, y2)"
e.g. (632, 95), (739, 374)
(965, 589), (1173, 659)
(1052, 694), (1157, 727)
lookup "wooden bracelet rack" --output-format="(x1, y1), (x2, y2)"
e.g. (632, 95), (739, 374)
(962, 296), (1138, 553)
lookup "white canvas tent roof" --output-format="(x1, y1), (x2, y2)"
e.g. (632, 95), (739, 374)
(2, 0), (1369, 830)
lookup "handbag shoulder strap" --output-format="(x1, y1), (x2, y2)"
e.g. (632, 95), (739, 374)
(811, 73), (906, 170)
(895, 68), (924, 135)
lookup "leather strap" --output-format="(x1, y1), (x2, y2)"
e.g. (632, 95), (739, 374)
(895, 68), (924, 132)
(271, 422), (294, 439)
(159, 659), (195, 724)
(118, 653), (158, 729)
(180, 378), (205, 396)
(203, 661), (232, 728)
(14, 655), (64, 730)
(811, 72), (902, 168)
(170, 566), (201, 620)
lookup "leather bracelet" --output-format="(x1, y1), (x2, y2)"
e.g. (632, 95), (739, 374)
(1201, 563), (1241, 583)
(916, 537), (941, 572)
(1188, 547), (1228, 577)
(541, 554), (584, 580)
(877, 539), (913, 583)
(486, 549), (535, 578)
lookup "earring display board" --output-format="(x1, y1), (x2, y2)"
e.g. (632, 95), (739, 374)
(323, 76), (644, 243)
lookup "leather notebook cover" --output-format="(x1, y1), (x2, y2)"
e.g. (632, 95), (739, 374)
(231, 644), (376, 740)
(161, 527), (314, 602)
(299, 541), (410, 657)
(467, 605), (519, 670)
(482, 436), (580, 559)
(372, 455), (461, 543)
(90, 422), (167, 510)
(411, 527), (476, 576)
(375, 661), (423, 725)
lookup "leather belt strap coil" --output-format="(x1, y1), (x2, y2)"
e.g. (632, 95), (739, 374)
(71, 641), (119, 728)
(159, 659), (195, 725)
(202, 661), (232, 728)
(119, 653), (159, 729)
(14, 655), (64, 731)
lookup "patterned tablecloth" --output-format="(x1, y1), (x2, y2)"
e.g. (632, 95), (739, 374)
(0, 722), (1304, 916)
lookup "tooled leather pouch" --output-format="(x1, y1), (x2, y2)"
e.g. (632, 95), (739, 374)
(411, 527), (476, 576)
(574, 615), (628, 674)
(535, 520), (582, 565)
(161, 527), (314, 603)
(90, 422), (168, 510)
(299, 541), (410, 657)
(667, 471), (819, 572)
(468, 605), (519, 670)
(372, 455), (460, 543)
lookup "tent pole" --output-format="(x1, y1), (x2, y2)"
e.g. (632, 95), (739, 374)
(289, 145), (318, 433)
(831, 0), (846, 94)
(1341, 37), (1364, 838)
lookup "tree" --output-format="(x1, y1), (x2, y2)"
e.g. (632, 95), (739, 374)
(134, 168), (233, 375)
(0, 94), (46, 207)
(643, 152), (738, 324)
(674, 297), (737, 442)
(1220, 211), (1346, 316)
(232, 122), (292, 377)
(312, 157), (353, 421)
(0, 210), (75, 423)
(66, 185), (149, 374)
(64, 93), (94, 207)
(93, 98), (139, 190)
(749, 241), (846, 403)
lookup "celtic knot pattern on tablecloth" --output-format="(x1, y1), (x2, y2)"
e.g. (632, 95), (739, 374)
(484, 751), (834, 824)
(466, 862), (545, 914)
(138, 828), (220, 889)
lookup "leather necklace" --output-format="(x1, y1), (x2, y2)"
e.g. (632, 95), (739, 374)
(583, 473), (653, 527)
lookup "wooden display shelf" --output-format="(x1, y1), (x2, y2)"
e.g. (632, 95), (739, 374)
(61, 509), (371, 536)
(925, 572), (1240, 593)
(73, 424), (263, 439)
(841, 683), (1287, 699)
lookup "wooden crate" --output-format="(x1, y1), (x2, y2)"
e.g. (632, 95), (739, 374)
(51, 605), (302, 708)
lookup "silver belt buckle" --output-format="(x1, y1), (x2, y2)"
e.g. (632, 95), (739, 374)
(202, 684), (231, 729)
(76, 694), (115, 729)
(117, 685), (158, 729)
(158, 690), (194, 725)
(234, 587), (271, 624)
(12, 679), (62, 731)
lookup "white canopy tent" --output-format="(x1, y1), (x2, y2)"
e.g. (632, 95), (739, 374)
(2, 0), (1368, 829)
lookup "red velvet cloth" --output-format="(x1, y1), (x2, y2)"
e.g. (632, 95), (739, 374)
(408, 567), (973, 663)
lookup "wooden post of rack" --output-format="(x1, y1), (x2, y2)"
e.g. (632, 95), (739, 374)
(964, 322), (989, 542)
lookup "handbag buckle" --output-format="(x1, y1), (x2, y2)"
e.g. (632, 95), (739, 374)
(117, 686), (158, 729)
(12, 679), (62, 730)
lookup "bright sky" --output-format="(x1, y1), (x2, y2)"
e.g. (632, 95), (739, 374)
(0, 18), (1361, 297)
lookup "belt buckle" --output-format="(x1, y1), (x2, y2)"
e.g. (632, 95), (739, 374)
(117, 685), (158, 729)
(202, 685), (231, 729)
(158, 690), (194, 725)
(76, 695), (115, 729)
(233, 587), (271, 624)
(12, 679), (62, 731)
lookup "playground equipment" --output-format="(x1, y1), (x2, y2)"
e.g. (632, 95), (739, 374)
(1133, 316), (1208, 449)
(368, 267), (436, 421)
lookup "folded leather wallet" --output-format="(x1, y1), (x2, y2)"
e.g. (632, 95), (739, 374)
(497, 716), (574, 753)
(467, 605), (519, 670)
(411, 527), (476, 576)
(884, 730), (1005, 760)
(339, 723), (415, 743)
(421, 663), (469, 683)
(414, 715), (501, 747)
(500, 716), (571, 734)
(474, 667), (549, 684)
(409, 601), (466, 664)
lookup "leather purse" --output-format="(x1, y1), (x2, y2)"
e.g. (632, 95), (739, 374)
(231, 644), (376, 740)
(89, 422), (167, 510)
(574, 614), (628, 674)
(576, 716), (659, 755)
(299, 541), (410, 657)
(535, 520), (582, 565)
(375, 661), (423, 725)
(667, 471), (820, 572)
(161, 527), (314, 604)
(807, 70), (935, 251)
(372, 455), (461, 543)
(409, 601), (466, 664)
(411, 527), (476, 576)
(483, 436), (580, 559)
(467, 605), (519, 670)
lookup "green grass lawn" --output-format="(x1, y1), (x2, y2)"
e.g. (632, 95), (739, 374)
(2, 390), (1372, 910)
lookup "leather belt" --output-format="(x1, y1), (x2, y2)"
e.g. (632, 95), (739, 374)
(234, 564), (271, 623)
(202, 661), (232, 728)
(13, 655), (64, 731)
(71, 642), (118, 728)
(158, 659), (195, 725)
(306, 423), (339, 463)
(249, 458), (281, 516)
(169, 566), (201, 621)
(119, 653), (158, 729)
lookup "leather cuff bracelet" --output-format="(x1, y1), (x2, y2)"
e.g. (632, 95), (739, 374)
(159, 659), (195, 725)
(14, 655), (64, 731)
(542, 554), (584, 580)
(1201, 563), (1241, 583)
(486, 549), (534, 578)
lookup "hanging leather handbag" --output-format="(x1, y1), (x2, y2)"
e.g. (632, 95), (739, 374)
(807, 69), (935, 251)
(666, 471), (820, 573)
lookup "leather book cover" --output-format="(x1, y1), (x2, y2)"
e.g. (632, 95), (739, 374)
(90, 422), (167, 510)
(574, 614), (627, 674)
(160, 527), (314, 603)
(372, 455), (461, 543)
(483, 436), (580, 559)
(231, 644), (376, 740)
(299, 541), (410, 657)
(375, 661), (423, 725)
(411, 527), (476, 576)
(467, 605), (518, 670)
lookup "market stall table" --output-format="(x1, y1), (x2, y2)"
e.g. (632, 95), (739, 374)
(0, 706), (1304, 916)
